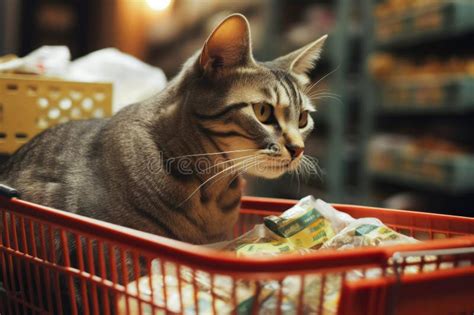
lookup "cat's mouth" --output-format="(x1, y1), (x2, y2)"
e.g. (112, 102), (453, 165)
(246, 156), (301, 179)
(258, 160), (291, 170)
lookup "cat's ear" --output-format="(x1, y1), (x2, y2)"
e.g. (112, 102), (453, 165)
(199, 14), (254, 72)
(273, 35), (328, 79)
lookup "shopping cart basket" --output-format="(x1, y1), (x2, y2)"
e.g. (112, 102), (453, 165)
(0, 187), (473, 315)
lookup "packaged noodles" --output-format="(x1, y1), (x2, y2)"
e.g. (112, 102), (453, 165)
(118, 196), (434, 315)
(264, 196), (354, 249)
(118, 269), (341, 315)
(206, 223), (313, 257)
(321, 217), (419, 250)
(118, 266), (279, 315)
(208, 197), (354, 256)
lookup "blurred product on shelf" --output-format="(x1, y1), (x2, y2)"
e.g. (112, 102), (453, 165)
(370, 134), (467, 161)
(409, 136), (467, 155)
(369, 53), (474, 81)
(284, 5), (335, 49)
(374, 0), (474, 44)
(369, 53), (474, 112)
(375, 0), (447, 18)
(368, 134), (474, 192)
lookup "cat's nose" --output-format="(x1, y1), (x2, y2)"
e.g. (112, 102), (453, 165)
(285, 144), (304, 159)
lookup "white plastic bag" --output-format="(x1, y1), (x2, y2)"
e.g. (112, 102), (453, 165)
(0, 46), (70, 75)
(321, 217), (419, 250)
(66, 48), (167, 113)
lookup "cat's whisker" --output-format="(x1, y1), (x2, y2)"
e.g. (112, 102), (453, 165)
(223, 158), (263, 190)
(307, 91), (338, 98)
(179, 157), (258, 206)
(307, 92), (342, 100)
(297, 159), (310, 184)
(307, 91), (341, 98)
(302, 155), (322, 180)
(309, 88), (332, 93)
(310, 95), (344, 104)
(304, 157), (316, 181)
(201, 148), (280, 179)
(202, 148), (276, 173)
(206, 157), (262, 196)
(201, 154), (257, 173)
(303, 65), (340, 94)
(170, 148), (258, 159)
(301, 160), (310, 181)
(296, 161), (301, 192)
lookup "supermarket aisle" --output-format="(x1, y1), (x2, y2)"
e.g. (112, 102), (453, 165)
(360, 0), (474, 215)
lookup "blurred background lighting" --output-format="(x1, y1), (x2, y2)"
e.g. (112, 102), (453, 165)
(146, 0), (172, 11)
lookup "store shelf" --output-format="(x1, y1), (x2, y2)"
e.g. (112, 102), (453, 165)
(378, 76), (474, 114)
(376, 1), (474, 48)
(369, 148), (474, 193)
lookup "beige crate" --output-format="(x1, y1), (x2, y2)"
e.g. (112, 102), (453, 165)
(0, 74), (113, 154)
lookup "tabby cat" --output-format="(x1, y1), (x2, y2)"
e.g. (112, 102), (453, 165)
(0, 14), (326, 245)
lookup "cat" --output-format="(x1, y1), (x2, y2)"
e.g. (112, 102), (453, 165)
(0, 13), (327, 314)
(0, 14), (326, 245)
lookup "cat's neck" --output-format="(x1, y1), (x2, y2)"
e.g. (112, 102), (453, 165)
(103, 79), (242, 242)
(142, 81), (242, 199)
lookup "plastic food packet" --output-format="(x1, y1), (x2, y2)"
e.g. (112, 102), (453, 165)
(264, 196), (354, 250)
(258, 274), (341, 315)
(321, 217), (419, 250)
(206, 224), (312, 257)
(117, 263), (275, 315)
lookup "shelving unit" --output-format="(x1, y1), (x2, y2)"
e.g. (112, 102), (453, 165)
(375, 1), (474, 48)
(247, 0), (364, 203)
(359, 0), (474, 211)
(378, 77), (474, 114)
(369, 148), (474, 193)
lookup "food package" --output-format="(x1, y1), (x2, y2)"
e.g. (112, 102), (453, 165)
(209, 197), (354, 256)
(118, 267), (342, 315)
(117, 263), (277, 315)
(118, 196), (438, 315)
(257, 274), (341, 315)
(321, 217), (419, 250)
(206, 224), (311, 257)
(264, 196), (354, 250)
(320, 218), (443, 277)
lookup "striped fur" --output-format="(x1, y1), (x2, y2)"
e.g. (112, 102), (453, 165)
(0, 14), (327, 245)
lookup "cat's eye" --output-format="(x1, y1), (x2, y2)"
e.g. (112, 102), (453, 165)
(253, 102), (274, 124)
(299, 111), (309, 128)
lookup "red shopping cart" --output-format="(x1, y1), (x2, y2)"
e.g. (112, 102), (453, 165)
(1, 190), (474, 315)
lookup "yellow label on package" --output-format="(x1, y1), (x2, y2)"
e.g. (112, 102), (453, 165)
(236, 241), (296, 256)
(264, 206), (335, 249)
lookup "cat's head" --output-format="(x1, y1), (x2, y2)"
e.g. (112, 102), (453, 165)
(181, 14), (326, 179)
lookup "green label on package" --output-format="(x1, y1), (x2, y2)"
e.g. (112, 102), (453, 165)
(264, 206), (335, 249)
(355, 224), (378, 236)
